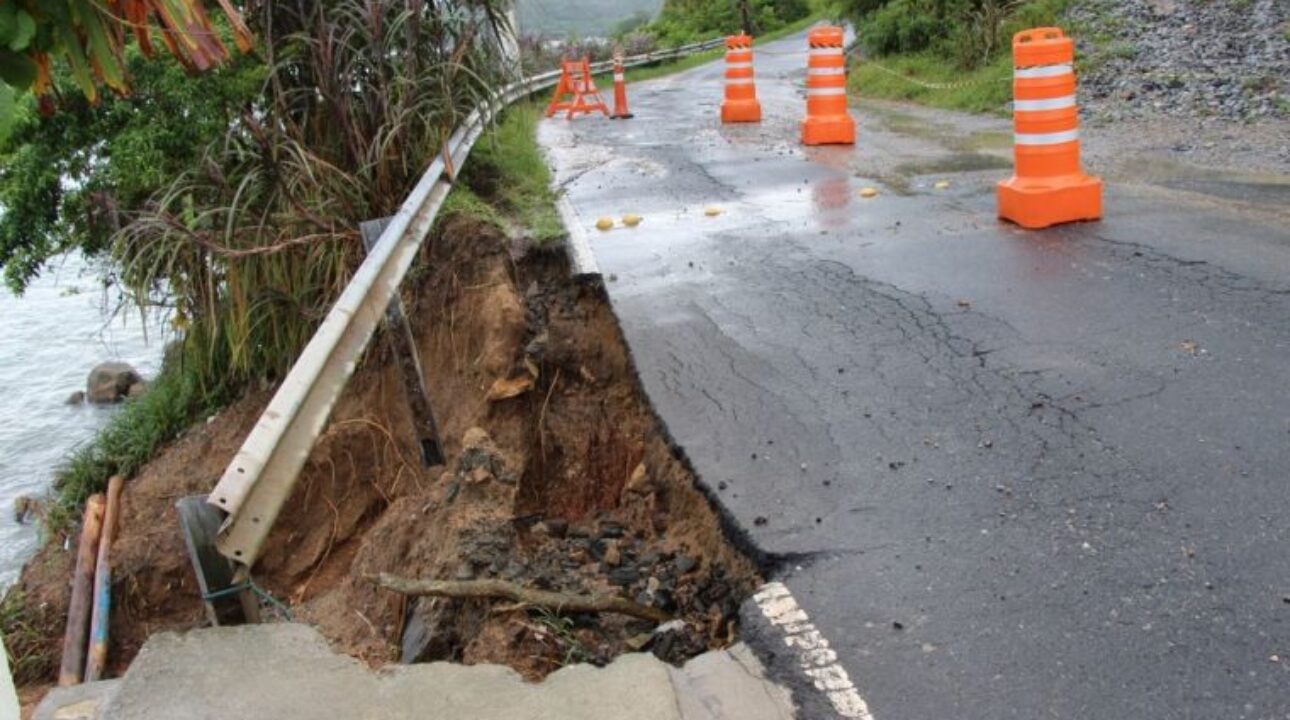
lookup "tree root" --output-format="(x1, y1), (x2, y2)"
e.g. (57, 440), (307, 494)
(367, 573), (672, 624)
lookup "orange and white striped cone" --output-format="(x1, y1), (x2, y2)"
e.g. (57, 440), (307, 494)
(611, 56), (633, 119)
(721, 34), (761, 123)
(802, 26), (854, 146)
(997, 27), (1101, 229)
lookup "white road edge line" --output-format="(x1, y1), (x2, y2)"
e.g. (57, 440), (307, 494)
(753, 582), (875, 719)
(555, 194), (601, 277)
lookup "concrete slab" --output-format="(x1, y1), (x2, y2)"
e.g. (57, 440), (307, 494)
(53, 624), (793, 720)
(31, 681), (119, 720)
(670, 643), (794, 720)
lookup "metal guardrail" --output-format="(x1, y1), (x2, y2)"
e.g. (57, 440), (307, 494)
(206, 37), (726, 573)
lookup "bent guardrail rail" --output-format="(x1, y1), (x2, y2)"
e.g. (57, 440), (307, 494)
(205, 37), (725, 576)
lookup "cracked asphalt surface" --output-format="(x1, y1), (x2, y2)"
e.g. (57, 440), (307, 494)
(538, 29), (1290, 720)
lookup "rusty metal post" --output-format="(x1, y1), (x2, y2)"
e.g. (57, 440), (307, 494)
(360, 218), (445, 467)
(59, 494), (104, 686)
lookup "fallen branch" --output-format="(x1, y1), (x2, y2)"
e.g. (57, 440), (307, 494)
(368, 573), (671, 624)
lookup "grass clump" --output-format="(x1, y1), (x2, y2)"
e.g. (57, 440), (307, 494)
(845, 0), (1070, 114)
(461, 103), (564, 245)
(852, 51), (1014, 114)
(1, 589), (56, 686)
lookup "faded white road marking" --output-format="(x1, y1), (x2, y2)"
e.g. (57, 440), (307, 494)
(555, 195), (600, 277)
(754, 582), (874, 719)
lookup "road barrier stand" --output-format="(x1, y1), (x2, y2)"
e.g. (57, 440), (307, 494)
(803, 26), (855, 146)
(610, 54), (634, 119)
(546, 58), (609, 120)
(722, 34), (762, 123)
(998, 27), (1102, 229)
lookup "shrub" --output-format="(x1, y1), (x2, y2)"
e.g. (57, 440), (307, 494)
(853, 0), (1068, 69)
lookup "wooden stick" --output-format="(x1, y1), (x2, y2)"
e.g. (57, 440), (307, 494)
(369, 573), (671, 624)
(59, 494), (105, 687)
(85, 476), (124, 682)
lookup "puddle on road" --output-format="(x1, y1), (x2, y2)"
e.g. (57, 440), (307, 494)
(1118, 156), (1290, 210)
(952, 130), (1012, 152)
(1163, 179), (1290, 205)
(894, 152), (1011, 177)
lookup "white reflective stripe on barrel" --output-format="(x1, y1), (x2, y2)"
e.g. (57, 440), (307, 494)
(1014, 64), (1073, 79)
(727, 78), (756, 86)
(614, 73), (625, 82)
(727, 61), (753, 69)
(1013, 95), (1076, 111)
(1015, 129), (1080, 145)
(808, 67), (846, 76)
(807, 87), (848, 97)
(810, 47), (845, 56)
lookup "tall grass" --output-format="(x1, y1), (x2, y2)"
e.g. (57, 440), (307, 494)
(463, 103), (563, 244)
(114, 0), (513, 397)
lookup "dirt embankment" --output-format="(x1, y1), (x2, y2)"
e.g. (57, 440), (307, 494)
(7, 214), (759, 707)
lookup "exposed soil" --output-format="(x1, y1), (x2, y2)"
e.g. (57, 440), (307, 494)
(6, 213), (760, 711)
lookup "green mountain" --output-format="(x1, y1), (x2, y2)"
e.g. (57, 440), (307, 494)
(515, 0), (663, 36)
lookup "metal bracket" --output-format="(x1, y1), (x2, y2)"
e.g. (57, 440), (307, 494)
(360, 218), (446, 468)
(176, 495), (259, 625)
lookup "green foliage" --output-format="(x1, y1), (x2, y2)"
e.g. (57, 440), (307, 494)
(849, 0), (1069, 69)
(0, 51), (265, 294)
(47, 356), (220, 534)
(613, 11), (656, 36)
(462, 103), (564, 245)
(649, 0), (812, 44)
(852, 51), (1014, 113)
(114, 0), (511, 396)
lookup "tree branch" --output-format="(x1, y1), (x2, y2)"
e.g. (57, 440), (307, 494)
(367, 573), (672, 624)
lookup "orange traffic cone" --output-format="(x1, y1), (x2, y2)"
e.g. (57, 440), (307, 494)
(721, 34), (761, 123)
(546, 58), (609, 120)
(610, 55), (633, 119)
(802, 26), (854, 145)
(997, 27), (1101, 229)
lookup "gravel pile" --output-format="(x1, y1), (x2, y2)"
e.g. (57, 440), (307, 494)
(1068, 0), (1290, 121)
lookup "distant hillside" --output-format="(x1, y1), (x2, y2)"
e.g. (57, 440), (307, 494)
(516, 0), (663, 36)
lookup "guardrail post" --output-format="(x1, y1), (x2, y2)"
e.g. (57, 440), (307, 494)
(360, 218), (446, 467)
(176, 495), (260, 626)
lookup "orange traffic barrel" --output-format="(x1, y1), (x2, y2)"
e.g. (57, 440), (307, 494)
(997, 27), (1101, 229)
(722, 34), (761, 123)
(610, 55), (633, 119)
(803, 26), (854, 145)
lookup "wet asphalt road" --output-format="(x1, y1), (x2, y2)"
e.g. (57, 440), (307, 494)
(538, 30), (1290, 720)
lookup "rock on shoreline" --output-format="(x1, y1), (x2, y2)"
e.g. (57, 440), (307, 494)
(82, 361), (146, 405)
